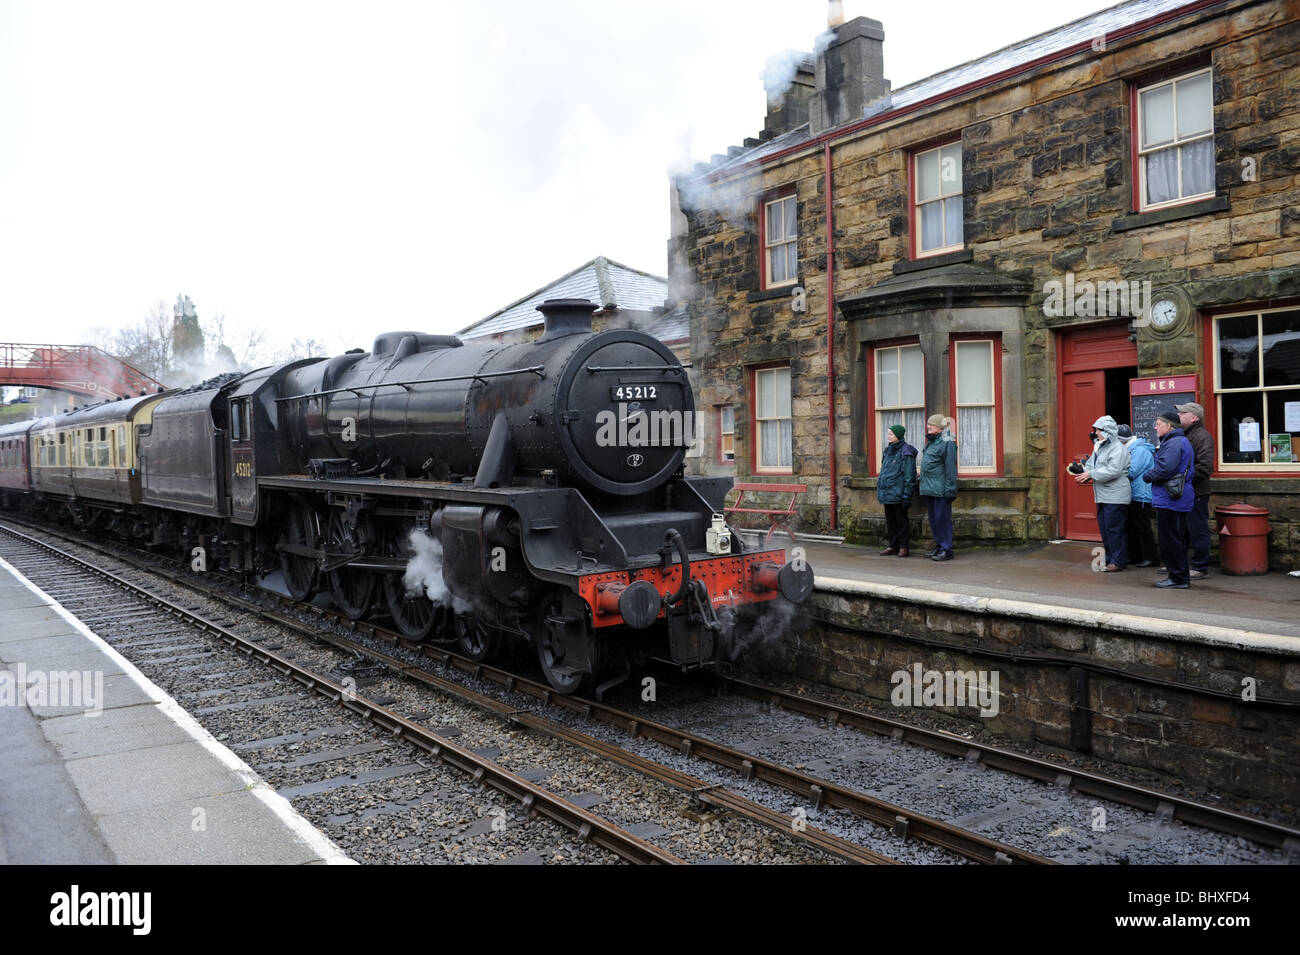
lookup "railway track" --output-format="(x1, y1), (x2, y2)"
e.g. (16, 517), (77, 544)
(0, 518), (1055, 865)
(0, 525), (688, 865)
(716, 674), (1300, 856)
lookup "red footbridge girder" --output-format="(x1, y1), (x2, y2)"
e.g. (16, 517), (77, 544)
(0, 343), (168, 401)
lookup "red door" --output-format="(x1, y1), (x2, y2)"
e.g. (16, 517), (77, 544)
(1057, 323), (1138, 541)
(1060, 370), (1104, 540)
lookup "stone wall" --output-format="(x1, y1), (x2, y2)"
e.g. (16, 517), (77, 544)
(746, 587), (1300, 802)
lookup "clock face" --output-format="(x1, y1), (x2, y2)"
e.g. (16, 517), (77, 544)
(1150, 298), (1179, 329)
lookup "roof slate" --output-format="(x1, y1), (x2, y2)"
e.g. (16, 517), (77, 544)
(459, 256), (668, 338)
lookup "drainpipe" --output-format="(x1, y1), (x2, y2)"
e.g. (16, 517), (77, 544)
(824, 140), (838, 530)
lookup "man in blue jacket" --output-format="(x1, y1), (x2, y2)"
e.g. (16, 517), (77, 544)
(919, 414), (958, 562)
(1144, 411), (1195, 588)
(877, 424), (918, 556)
(1120, 424), (1158, 567)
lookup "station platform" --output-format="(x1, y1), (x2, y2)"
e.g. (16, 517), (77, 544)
(793, 536), (1300, 645)
(0, 556), (352, 865)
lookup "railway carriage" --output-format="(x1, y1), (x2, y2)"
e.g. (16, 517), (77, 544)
(0, 418), (35, 506)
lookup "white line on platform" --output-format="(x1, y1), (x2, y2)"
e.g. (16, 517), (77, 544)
(0, 554), (356, 865)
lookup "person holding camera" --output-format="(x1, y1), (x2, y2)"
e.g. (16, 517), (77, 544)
(1069, 415), (1131, 572)
(1144, 410), (1196, 589)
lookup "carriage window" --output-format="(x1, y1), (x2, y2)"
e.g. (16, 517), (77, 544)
(118, 426), (127, 466)
(58, 432), (67, 466)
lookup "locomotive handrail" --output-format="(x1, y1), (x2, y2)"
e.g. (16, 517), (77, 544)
(275, 365), (548, 402)
(584, 364), (691, 374)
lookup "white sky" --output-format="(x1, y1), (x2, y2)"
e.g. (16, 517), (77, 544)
(1, 0), (1114, 359)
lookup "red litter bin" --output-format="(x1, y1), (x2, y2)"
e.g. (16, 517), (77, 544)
(1215, 503), (1270, 575)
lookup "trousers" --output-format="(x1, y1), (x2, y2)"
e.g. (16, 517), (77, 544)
(1126, 501), (1158, 563)
(883, 503), (910, 549)
(1096, 502), (1129, 569)
(924, 496), (954, 552)
(1156, 507), (1190, 585)
(1189, 494), (1211, 572)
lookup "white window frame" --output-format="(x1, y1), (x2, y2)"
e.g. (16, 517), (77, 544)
(718, 405), (735, 464)
(953, 338), (998, 475)
(1136, 67), (1215, 212)
(913, 142), (963, 258)
(873, 343), (926, 463)
(1213, 307), (1300, 472)
(753, 365), (793, 474)
(763, 194), (798, 289)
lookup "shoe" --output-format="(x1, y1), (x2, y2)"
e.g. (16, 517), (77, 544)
(1154, 578), (1189, 588)
(898, 548), (909, 558)
(1103, 564), (1123, 572)
(931, 550), (954, 562)
(1189, 569), (1207, 579)
(1133, 560), (1154, 568)
(879, 547), (899, 556)
(1155, 566), (1167, 573)
(926, 546), (941, 558)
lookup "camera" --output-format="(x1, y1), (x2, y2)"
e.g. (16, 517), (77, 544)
(1067, 462), (1085, 474)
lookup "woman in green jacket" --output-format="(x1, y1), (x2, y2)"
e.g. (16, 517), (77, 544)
(877, 424), (918, 556)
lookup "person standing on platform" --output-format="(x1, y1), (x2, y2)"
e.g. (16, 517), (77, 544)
(1120, 424), (1158, 567)
(1075, 415), (1131, 571)
(877, 424), (918, 557)
(1177, 402), (1215, 579)
(919, 414), (958, 562)
(1144, 411), (1195, 589)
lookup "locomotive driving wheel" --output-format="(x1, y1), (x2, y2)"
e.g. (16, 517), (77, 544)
(279, 498), (321, 602)
(380, 521), (447, 641)
(534, 588), (596, 695)
(453, 612), (500, 663)
(326, 511), (375, 621)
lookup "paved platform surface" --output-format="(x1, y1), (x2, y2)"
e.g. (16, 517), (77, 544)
(0, 556), (353, 864)
(784, 535), (1300, 643)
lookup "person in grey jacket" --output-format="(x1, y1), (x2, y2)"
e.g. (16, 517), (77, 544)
(1073, 414), (1131, 571)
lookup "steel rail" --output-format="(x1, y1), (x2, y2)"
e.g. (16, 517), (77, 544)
(0, 524), (682, 866)
(4, 520), (889, 866)
(3, 517), (1048, 863)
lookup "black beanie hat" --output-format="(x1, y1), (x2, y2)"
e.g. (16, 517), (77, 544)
(1158, 411), (1181, 427)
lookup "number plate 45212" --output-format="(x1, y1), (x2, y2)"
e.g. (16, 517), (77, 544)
(611, 384), (658, 401)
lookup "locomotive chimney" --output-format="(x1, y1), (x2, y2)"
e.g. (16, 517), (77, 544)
(536, 298), (598, 340)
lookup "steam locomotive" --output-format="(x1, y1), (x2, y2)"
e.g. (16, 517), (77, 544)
(0, 299), (814, 694)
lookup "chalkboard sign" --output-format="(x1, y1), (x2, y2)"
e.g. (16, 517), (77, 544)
(1129, 375), (1198, 443)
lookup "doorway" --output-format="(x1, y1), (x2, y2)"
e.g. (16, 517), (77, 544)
(1057, 323), (1138, 540)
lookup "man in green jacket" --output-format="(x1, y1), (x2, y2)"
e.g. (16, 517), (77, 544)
(919, 414), (958, 561)
(877, 424), (918, 556)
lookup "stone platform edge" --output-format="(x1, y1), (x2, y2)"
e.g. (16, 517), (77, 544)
(814, 575), (1300, 657)
(0, 555), (355, 865)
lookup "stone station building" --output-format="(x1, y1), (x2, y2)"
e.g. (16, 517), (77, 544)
(671, 0), (1300, 564)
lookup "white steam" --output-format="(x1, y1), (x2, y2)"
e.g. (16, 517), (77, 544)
(403, 529), (472, 614)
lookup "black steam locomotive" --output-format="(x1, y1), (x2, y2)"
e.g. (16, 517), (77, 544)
(0, 299), (814, 693)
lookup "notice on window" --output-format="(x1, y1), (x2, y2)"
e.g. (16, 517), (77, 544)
(1286, 401), (1300, 433)
(1239, 421), (1261, 453)
(1270, 434), (1293, 463)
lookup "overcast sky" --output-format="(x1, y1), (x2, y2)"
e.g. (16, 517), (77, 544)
(1, 0), (1114, 362)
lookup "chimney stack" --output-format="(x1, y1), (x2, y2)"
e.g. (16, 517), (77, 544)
(762, 51), (816, 139)
(811, 16), (891, 134)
